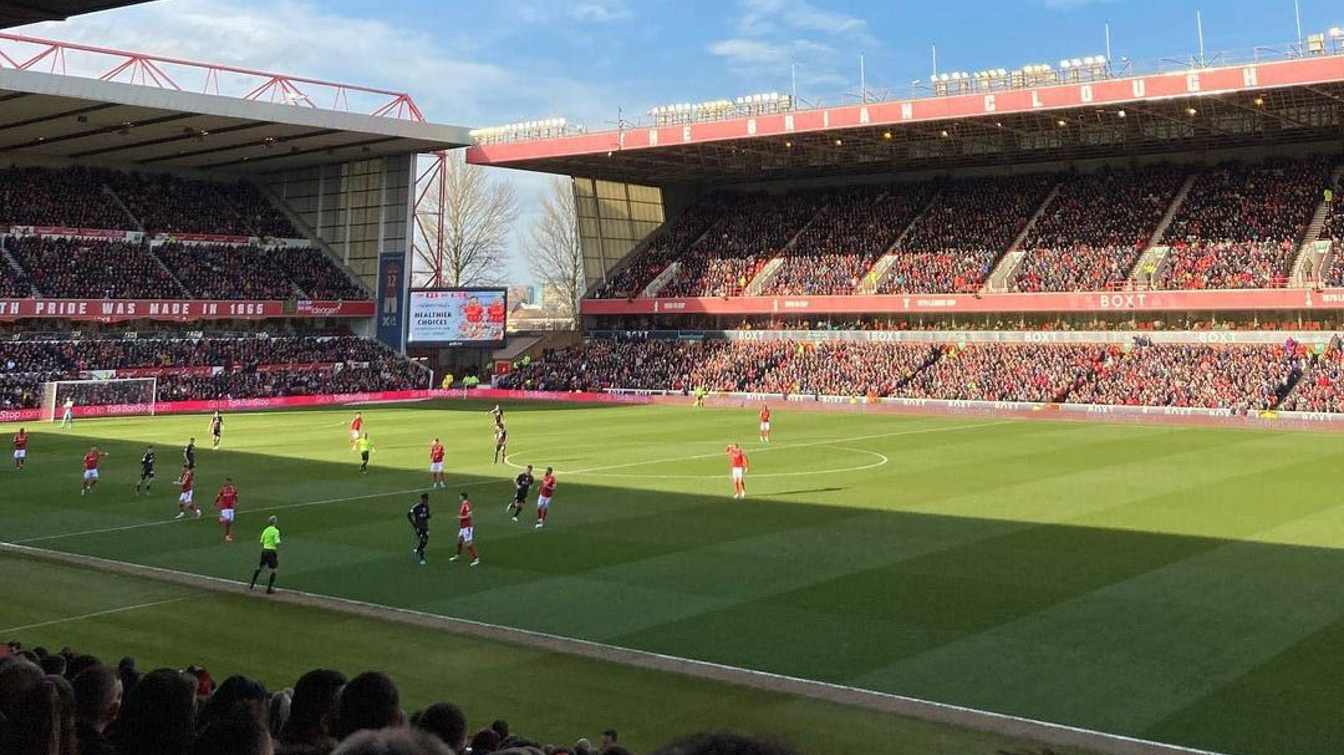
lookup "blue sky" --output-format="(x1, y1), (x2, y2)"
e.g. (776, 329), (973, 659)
(24, 0), (1344, 282)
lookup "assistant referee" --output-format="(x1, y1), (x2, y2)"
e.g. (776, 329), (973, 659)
(249, 515), (281, 595)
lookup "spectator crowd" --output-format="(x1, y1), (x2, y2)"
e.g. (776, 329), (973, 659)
(1155, 159), (1332, 289)
(0, 641), (791, 755)
(503, 336), (1337, 413)
(1, 237), (365, 301)
(1012, 166), (1188, 292)
(761, 184), (938, 296)
(579, 157), (1341, 300)
(0, 335), (424, 410)
(876, 173), (1057, 295)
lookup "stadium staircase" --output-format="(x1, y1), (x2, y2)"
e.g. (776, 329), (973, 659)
(101, 185), (144, 232)
(744, 258), (786, 295)
(143, 245), (194, 298)
(857, 187), (943, 294)
(744, 203), (830, 295)
(1128, 173), (1198, 288)
(641, 261), (681, 297)
(983, 181), (1063, 293)
(0, 237), (39, 296)
(253, 182), (372, 298)
(1290, 165), (1344, 286)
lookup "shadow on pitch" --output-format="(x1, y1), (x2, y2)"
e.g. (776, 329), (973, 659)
(5, 423), (1342, 755)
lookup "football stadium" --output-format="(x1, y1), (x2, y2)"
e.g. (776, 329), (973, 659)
(3, 1), (1344, 754)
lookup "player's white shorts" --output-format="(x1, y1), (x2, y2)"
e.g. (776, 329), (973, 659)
(179, 490), (194, 504)
(458, 526), (474, 543)
(83, 469), (99, 481)
(218, 508), (235, 523)
(759, 421), (770, 432)
(13, 450), (25, 460)
(731, 467), (744, 481)
(537, 495), (551, 510)
(429, 462), (444, 473)
(349, 429), (361, 441)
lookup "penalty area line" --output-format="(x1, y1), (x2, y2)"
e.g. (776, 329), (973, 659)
(0, 595), (194, 634)
(0, 543), (1226, 755)
(13, 477), (509, 545)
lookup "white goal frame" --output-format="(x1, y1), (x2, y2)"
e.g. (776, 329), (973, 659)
(41, 378), (158, 422)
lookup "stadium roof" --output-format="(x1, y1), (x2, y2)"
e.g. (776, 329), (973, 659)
(0, 0), (147, 28)
(467, 53), (1344, 185)
(0, 32), (472, 174)
(0, 66), (470, 173)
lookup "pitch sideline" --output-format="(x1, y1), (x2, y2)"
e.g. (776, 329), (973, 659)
(0, 542), (1222, 755)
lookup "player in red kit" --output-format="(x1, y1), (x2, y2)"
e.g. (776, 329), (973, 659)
(535, 466), (557, 528)
(80, 447), (107, 495)
(758, 403), (771, 444)
(429, 438), (447, 488)
(215, 478), (239, 542)
(463, 296), (485, 339)
(726, 443), (749, 499)
(486, 297), (506, 324)
(349, 412), (363, 447)
(449, 492), (480, 566)
(12, 428), (28, 470)
(174, 464), (202, 519)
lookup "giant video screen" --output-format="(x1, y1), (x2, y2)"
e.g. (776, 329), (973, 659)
(407, 288), (507, 345)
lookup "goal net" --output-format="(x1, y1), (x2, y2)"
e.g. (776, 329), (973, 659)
(41, 378), (158, 422)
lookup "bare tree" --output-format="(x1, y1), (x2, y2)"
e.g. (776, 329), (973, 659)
(527, 177), (585, 329)
(414, 151), (519, 287)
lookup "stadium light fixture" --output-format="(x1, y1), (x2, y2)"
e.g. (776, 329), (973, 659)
(834, 138), (843, 146)
(1186, 106), (1198, 115)
(1253, 96), (1265, 106)
(883, 131), (893, 139)
(1056, 119), (1068, 127)
(1117, 109), (1126, 118)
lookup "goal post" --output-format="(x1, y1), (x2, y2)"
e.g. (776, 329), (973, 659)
(41, 378), (158, 422)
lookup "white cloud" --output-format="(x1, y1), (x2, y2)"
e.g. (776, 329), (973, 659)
(512, 0), (633, 24)
(1041, 0), (1115, 8)
(709, 0), (872, 94)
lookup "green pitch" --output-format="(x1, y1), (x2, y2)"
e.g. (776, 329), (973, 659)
(4, 401), (1344, 754)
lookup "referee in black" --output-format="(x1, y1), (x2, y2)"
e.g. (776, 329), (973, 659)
(408, 493), (431, 566)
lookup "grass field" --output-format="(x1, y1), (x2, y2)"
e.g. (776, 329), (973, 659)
(4, 400), (1344, 754)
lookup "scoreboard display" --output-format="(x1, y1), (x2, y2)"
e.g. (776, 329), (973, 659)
(406, 288), (507, 345)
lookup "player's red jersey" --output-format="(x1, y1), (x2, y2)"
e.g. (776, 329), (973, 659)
(759, 407), (770, 422)
(216, 484), (237, 509)
(729, 448), (748, 468)
(179, 470), (194, 492)
(430, 443), (445, 463)
(487, 299), (506, 323)
(13, 433), (27, 450)
(540, 474), (556, 497)
(83, 451), (99, 470)
(350, 416), (363, 431)
(464, 303), (484, 323)
(458, 500), (473, 528)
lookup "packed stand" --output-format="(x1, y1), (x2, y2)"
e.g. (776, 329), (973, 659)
(758, 341), (939, 396)
(1318, 179), (1344, 286)
(8, 237), (185, 299)
(0, 641), (791, 755)
(109, 173), (296, 237)
(590, 200), (726, 299)
(1012, 166), (1189, 292)
(898, 343), (1102, 403)
(0, 257), (32, 297)
(0, 335), (420, 409)
(761, 184), (939, 296)
(1276, 338), (1344, 412)
(0, 165), (132, 230)
(877, 173), (1056, 294)
(1155, 158), (1331, 289)
(155, 243), (295, 300)
(1070, 341), (1305, 412)
(274, 247), (367, 299)
(658, 193), (821, 298)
